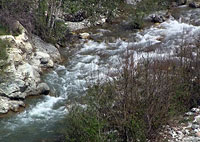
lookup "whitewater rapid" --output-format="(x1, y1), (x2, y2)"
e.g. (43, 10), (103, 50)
(1, 16), (200, 142)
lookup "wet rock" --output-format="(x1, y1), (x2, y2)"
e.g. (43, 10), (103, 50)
(36, 83), (50, 95)
(0, 96), (25, 114)
(192, 108), (200, 113)
(79, 33), (90, 39)
(0, 97), (9, 114)
(151, 14), (166, 23)
(146, 11), (171, 23)
(0, 23), (62, 114)
(185, 111), (194, 116)
(189, 1), (200, 8)
(192, 124), (200, 130)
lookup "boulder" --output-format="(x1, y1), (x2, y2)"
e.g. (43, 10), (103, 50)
(16, 63), (40, 82)
(31, 36), (61, 63)
(0, 97), (10, 114)
(37, 83), (50, 95)
(26, 82), (50, 96)
(65, 20), (89, 31)
(150, 14), (166, 23)
(79, 33), (90, 39)
(7, 48), (23, 63)
(0, 96), (25, 114)
(147, 11), (170, 23)
(189, 1), (200, 8)
(35, 51), (50, 60)
(0, 80), (27, 99)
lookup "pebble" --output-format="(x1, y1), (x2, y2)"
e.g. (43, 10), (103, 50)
(160, 107), (200, 141)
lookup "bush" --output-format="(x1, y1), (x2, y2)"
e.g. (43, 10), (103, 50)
(130, 0), (173, 29)
(63, 40), (200, 141)
(0, 39), (9, 73)
(63, 0), (123, 22)
(0, 24), (10, 35)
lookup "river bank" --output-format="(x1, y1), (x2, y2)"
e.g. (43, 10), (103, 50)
(0, 23), (61, 115)
(0, 1), (200, 142)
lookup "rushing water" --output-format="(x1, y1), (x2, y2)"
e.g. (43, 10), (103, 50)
(0, 7), (200, 142)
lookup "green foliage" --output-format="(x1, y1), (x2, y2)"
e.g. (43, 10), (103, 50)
(63, 0), (122, 21)
(131, 0), (173, 29)
(130, 117), (146, 142)
(0, 39), (9, 73)
(0, 24), (10, 35)
(51, 20), (68, 44)
(34, 0), (69, 45)
(63, 42), (200, 141)
(65, 105), (107, 142)
(0, 39), (9, 61)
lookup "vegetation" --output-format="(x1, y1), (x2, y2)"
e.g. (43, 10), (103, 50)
(0, 24), (10, 35)
(0, 39), (9, 72)
(131, 0), (173, 28)
(63, 39), (200, 141)
(63, 0), (122, 22)
(0, 0), (123, 46)
(1, 0), (199, 141)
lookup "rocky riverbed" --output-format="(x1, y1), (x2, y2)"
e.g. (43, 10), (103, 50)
(0, 23), (61, 114)
(0, 1), (200, 141)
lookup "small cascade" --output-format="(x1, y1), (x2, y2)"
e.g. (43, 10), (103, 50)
(0, 8), (200, 142)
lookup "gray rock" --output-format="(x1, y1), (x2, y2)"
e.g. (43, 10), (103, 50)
(185, 112), (194, 116)
(37, 83), (50, 95)
(151, 14), (166, 23)
(65, 20), (89, 31)
(126, 0), (142, 5)
(192, 124), (200, 130)
(0, 96), (25, 114)
(195, 116), (200, 124)
(31, 36), (61, 63)
(27, 82), (50, 96)
(189, 1), (200, 8)
(0, 83), (20, 97)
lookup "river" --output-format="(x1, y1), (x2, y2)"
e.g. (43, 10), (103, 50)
(0, 7), (200, 142)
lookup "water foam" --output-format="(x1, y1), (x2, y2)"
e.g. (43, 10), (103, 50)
(1, 18), (200, 139)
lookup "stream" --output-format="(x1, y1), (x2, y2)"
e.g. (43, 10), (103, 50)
(0, 7), (200, 142)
